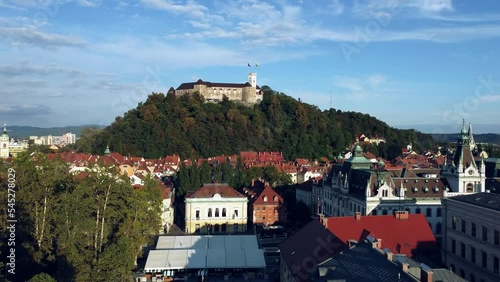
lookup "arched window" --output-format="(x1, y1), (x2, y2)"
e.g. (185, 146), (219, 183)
(215, 208), (220, 217)
(274, 195), (278, 202)
(450, 264), (455, 273)
(382, 209), (388, 215)
(208, 208), (212, 217)
(263, 196), (268, 202)
(416, 208), (421, 214)
(222, 208), (226, 217)
(459, 269), (465, 278)
(372, 209), (377, 215)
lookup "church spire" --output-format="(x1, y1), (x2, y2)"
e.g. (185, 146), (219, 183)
(2, 124), (6, 135)
(468, 121), (476, 151)
(460, 119), (467, 137)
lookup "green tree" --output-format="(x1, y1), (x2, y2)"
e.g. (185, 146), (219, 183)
(28, 273), (57, 282)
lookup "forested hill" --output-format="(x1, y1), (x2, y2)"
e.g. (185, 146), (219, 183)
(90, 87), (434, 160)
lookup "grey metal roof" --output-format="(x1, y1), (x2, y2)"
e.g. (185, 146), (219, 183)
(314, 242), (415, 282)
(449, 192), (500, 212)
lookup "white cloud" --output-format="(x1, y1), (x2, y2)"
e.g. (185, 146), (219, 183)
(140, 0), (208, 18)
(0, 27), (87, 48)
(0, 61), (87, 77)
(478, 95), (500, 103)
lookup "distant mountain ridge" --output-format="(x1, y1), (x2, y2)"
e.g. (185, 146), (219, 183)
(431, 133), (500, 145)
(7, 125), (105, 139)
(397, 124), (500, 134)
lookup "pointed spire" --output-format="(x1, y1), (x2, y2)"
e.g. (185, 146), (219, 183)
(2, 124), (6, 134)
(460, 119), (467, 135)
(468, 121), (476, 150)
(104, 145), (110, 156)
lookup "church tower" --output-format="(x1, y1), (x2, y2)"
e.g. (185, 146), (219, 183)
(442, 120), (485, 194)
(0, 124), (10, 158)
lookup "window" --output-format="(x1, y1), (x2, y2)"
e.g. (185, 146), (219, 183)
(233, 209), (238, 218)
(461, 219), (466, 233)
(372, 209), (378, 215)
(426, 208), (432, 217)
(274, 196), (279, 202)
(459, 269), (465, 278)
(461, 243), (465, 259)
(452, 215), (456, 229)
(472, 223), (477, 237)
(274, 207), (278, 213)
(436, 223), (442, 234)
(196, 210), (200, 220)
(416, 208), (421, 214)
(437, 208), (442, 217)
(195, 224), (200, 233)
(208, 208), (212, 217)
(222, 208), (226, 217)
(494, 256), (499, 274)
(234, 224), (238, 232)
(482, 226), (488, 242)
(451, 239), (456, 254)
(263, 196), (268, 202)
(471, 247), (476, 263)
(494, 230), (499, 246)
(262, 216), (265, 220)
(382, 209), (388, 215)
(470, 274), (475, 282)
(481, 251), (487, 268)
(215, 208), (220, 217)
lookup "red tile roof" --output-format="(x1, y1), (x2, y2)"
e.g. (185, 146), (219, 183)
(253, 185), (283, 205)
(186, 183), (245, 198)
(325, 213), (437, 257)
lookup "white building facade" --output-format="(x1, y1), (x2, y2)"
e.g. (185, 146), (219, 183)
(0, 124), (9, 158)
(185, 183), (248, 234)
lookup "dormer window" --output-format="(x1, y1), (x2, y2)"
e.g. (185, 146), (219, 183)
(263, 196), (268, 202)
(274, 196), (278, 202)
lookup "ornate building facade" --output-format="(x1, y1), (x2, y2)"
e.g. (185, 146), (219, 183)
(185, 183), (248, 234)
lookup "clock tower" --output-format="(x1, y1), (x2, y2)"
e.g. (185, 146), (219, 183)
(0, 124), (9, 158)
(442, 120), (485, 194)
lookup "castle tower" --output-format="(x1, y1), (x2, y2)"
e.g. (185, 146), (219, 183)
(248, 72), (257, 88)
(442, 120), (485, 194)
(0, 124), (10, 158)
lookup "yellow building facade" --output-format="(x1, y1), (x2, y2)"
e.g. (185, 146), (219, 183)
(185, 183), (248, 234)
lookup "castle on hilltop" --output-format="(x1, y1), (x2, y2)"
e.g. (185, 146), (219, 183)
(175, 73), (263, 104)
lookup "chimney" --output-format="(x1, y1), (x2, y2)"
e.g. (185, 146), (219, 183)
(401, 262), (409, 273)
(420, 263), (433, 282)
(377, 238), (382, 249)
(251, 178), (255, 187)
(384, 249), (393, 261)
(395, 210), (409, 220)
(355, 212), (361, 221)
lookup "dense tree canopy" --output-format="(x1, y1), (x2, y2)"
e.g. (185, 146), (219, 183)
(85, 88), (434, 161)
(0, 152), (162, 281)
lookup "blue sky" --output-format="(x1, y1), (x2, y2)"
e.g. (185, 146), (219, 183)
(1, 0), (500, 133)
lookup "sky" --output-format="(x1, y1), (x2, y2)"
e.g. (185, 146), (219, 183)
(1, 0), (500, 133)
